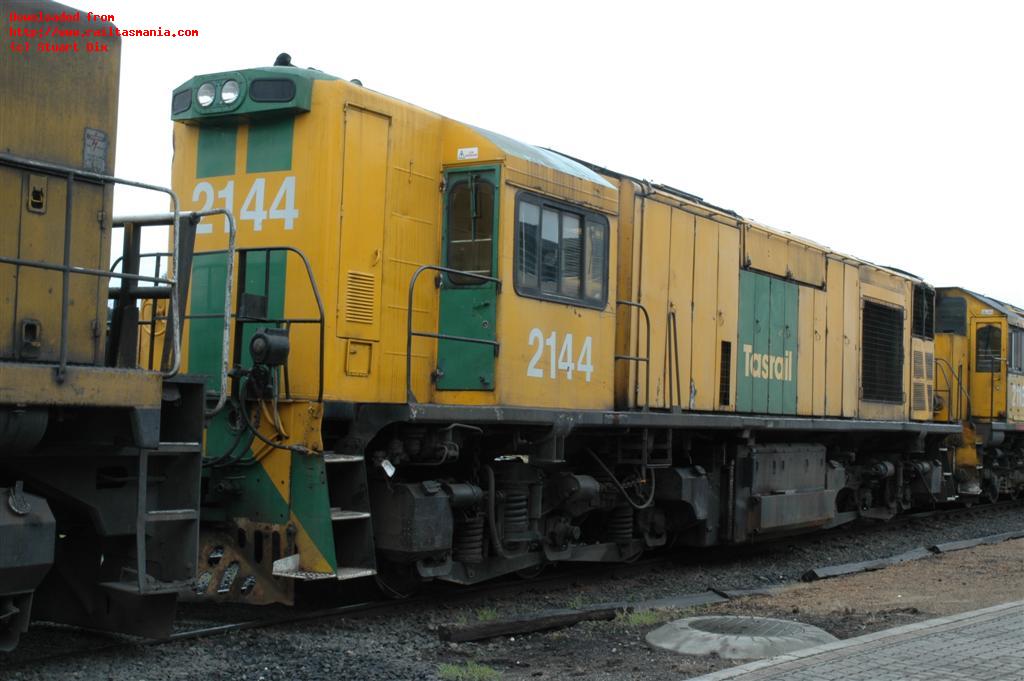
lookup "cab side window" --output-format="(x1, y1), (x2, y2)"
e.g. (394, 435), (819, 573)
(1008, 327), (1023, 374)
(446, 176), (495, 285)
(976, 325), (1001, 373)
(515, 193), (607, 308)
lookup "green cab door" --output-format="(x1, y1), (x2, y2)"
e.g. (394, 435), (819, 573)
(436, 167), (499, 391)
(971, 319), (1005, 419)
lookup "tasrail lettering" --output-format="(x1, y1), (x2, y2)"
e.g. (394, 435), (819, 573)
(742, 344), (794, 382)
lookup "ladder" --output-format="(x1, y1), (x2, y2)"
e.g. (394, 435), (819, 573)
(324, 452), (377, 580)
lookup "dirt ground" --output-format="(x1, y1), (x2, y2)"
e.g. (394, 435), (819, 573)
(438, 539), (1024, 680)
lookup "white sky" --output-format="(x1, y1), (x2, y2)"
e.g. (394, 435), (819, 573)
(105, 0), (1023, 303)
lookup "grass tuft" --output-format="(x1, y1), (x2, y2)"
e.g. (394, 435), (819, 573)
(616, 608), (676, 627)
(437, 661), (501, 681)
(475, 607), (499, 621)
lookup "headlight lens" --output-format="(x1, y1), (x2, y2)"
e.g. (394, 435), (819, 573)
(197, 82), (216, 107)
(221, 80), (240, 104)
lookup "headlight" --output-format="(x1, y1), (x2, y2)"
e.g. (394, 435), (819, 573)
(221, 79), (240, 104)
(197, 82), (216, 107)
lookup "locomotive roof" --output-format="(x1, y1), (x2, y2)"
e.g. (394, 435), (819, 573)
(941, 287), (1024, 327)
(470, 128), (614, 189)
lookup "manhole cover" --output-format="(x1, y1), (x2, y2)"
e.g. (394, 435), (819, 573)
(646, 615), (837, 660)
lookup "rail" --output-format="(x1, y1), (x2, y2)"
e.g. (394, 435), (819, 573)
(0, 152), (182, 380)
(615, 300), (651, 410)
(405, 265), (501, 403)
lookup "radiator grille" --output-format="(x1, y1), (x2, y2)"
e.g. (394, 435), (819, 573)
(345, 271), (376, 325)
(925, 352), (934, 380)
(912, 383), (927, 411)
(719, 341), (731, 406)
(913, 350), (924, 379)
(862, 301), (904, 403)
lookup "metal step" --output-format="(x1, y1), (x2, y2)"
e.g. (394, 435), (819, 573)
(100, 578), (192, 595)
(335, 567), (376, 580)
(155, 442), (202, 454)
(330, 508), (371, 521)
(273, 568), (338, 581)
(146, 508), (198, 523)
(323, 452), (362, 464)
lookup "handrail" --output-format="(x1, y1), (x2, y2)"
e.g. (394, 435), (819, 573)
(934, 357), (971, 423)
(109, 210), (237, 415)
(405, 265), (501, 403)
(0, 152), (181, 381)
(187, 245), (326, 405)
(615, 300), (651, 410)
(193, 210), (236, 415)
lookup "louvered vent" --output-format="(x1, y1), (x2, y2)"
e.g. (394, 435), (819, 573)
(927, 385), (934, 411)
(345, 271), (376, 325)
(925, 352), (934, 380)
(913, 350), (924, 379)
(912, 383), (927, 411)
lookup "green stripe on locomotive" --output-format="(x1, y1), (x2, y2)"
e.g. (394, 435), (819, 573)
(736, 270), (799, 415)
(191, 249), (337, 570)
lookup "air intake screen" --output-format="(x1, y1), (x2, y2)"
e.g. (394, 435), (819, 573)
(719, 341), (731, 406)
(862, 301), (904, 403)
(344, 271), (376, 325)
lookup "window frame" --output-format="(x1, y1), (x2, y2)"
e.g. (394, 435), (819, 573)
(513, 190), (609, 309)
(975, 324), (1002, 374)
(911, 283), (935, 340)
(1009, 326), (1024, 375)
(441, 167), (500, 288)
(1009, 326), (1024, 374)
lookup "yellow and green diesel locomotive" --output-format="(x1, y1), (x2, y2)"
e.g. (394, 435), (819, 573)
(934, 288), (1024, 501)
(0, 1), (205, 650)
(169, 57), (986, 603)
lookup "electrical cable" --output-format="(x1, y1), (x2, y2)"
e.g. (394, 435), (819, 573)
(586, 448), (656, 510)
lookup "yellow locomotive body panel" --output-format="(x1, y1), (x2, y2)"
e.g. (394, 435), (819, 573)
(606, 179), (934, 421)
(1, 4), (120, 370)
(175, 76), (619, 412)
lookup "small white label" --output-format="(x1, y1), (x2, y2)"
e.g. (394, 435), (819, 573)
(457, 146), (479, 161)
(381, 459), (396, 478)
(980, 309), (995, 316)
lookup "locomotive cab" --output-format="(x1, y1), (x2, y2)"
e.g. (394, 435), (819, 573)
(934, 288), (1024, 501)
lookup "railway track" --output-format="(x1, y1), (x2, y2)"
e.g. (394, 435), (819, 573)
(4, 498), (1021, 671)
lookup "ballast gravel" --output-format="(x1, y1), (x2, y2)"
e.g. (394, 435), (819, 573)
(1, 504), (1021, 681)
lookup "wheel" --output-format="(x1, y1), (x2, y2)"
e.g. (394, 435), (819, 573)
(982, 476), (1000, 505)
(515, 564), (546, 580)
(374, 560), (422, 599)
